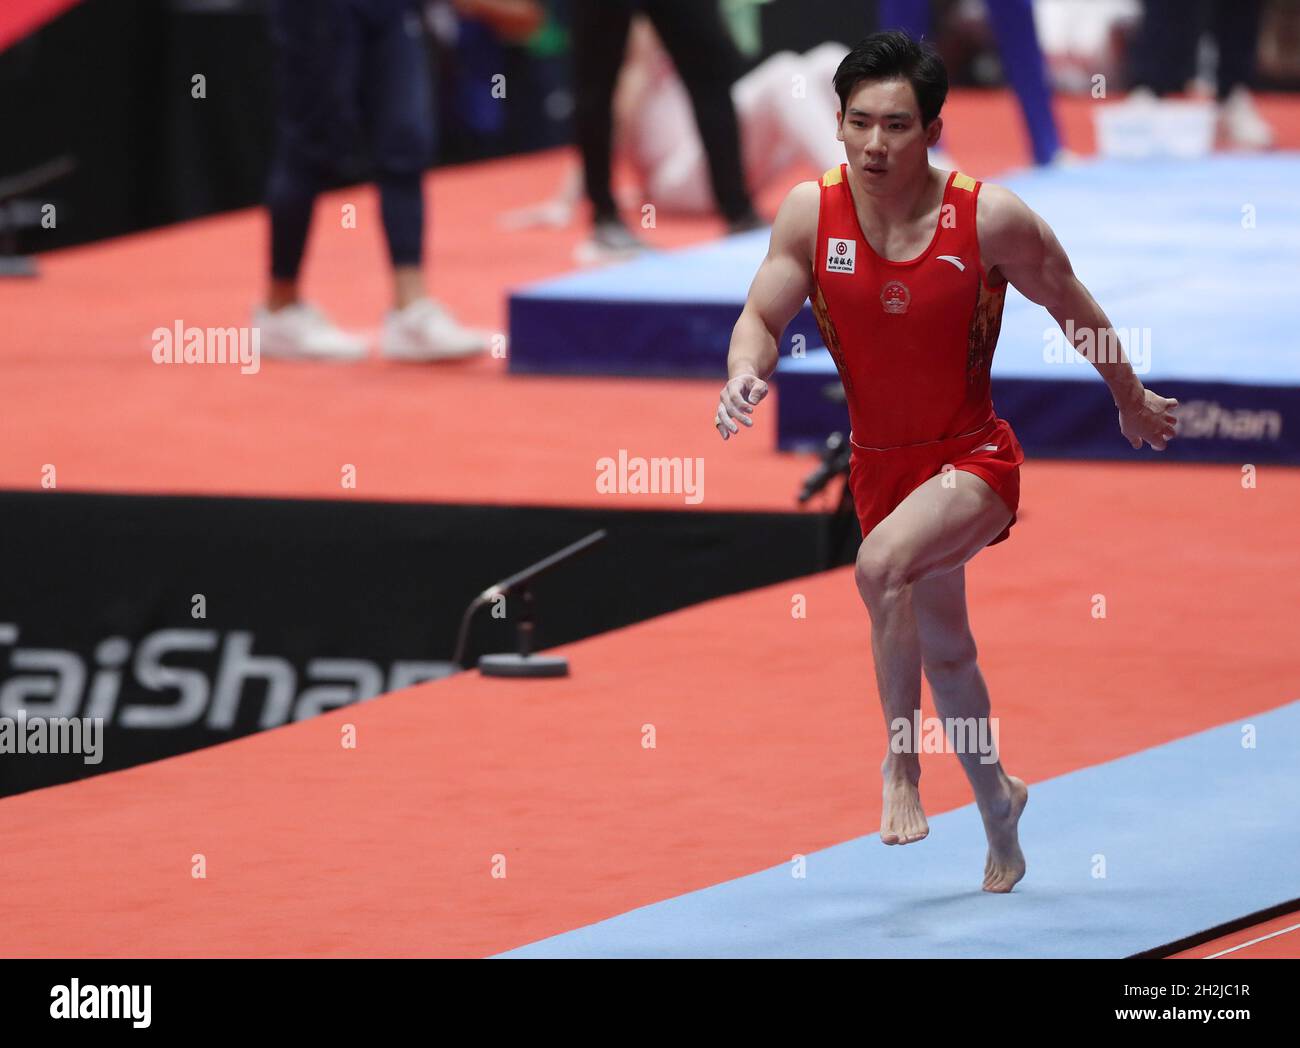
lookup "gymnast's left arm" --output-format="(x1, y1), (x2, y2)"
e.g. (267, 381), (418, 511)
(977, 183), (1179, 452)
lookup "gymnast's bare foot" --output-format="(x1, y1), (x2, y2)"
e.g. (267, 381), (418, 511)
(982, 775), (1028, 892)
(880, 756), (929, 845)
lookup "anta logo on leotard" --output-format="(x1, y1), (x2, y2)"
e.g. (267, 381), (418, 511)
(880, 279), (911, 314)
(825, 237), (856, 273)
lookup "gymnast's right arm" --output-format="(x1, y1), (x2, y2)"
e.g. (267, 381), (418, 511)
(716, 181), (818, 440)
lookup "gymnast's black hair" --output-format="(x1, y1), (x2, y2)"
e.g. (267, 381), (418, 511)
(833, 30), (949, 127)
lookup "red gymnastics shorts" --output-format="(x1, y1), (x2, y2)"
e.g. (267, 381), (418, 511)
(847, 416), (1025, 546)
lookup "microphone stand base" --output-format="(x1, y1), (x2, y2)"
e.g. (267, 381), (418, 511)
(478, 653), (570, 678)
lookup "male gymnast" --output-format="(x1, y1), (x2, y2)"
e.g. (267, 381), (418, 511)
(715, 31), (1179, 892)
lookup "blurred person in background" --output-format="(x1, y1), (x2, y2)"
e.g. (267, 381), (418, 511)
(256, 0), (537, 361)
(878, 0), (1066, 168)
(569, 0), (763, 262)
(502, 20), (849, 251)
(1128, 0), (1274, 149)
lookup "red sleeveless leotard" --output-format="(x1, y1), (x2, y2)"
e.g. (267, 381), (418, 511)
(809, 164), (1025, 544)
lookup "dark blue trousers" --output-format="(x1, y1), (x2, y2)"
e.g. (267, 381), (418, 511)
(267, 0), (434, 280)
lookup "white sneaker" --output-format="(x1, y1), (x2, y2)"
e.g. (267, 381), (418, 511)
(253, 302), (368, 361)
(379, 297), (491, 361)
(574, 218), (650, 267)
(1219, 86), (1274, 150)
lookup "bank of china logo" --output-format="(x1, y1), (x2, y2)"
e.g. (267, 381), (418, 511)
(881, 279), (911, 314)
(826, 237), (855, 273)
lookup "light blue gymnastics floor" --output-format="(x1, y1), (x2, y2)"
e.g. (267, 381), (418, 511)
(499, 701), (1300, 958)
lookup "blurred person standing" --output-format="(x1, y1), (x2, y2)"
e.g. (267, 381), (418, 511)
(256, 0), (492, 361)
(879, 0), (1066, 167)
(502, 22), (849, 240)
(1129, 0), (1274, 149)
(571, 0), (763, 261)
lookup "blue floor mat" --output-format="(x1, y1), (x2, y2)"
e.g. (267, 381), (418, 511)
(499, 700), (1300, 958)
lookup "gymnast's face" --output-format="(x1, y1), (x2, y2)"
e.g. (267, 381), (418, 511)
(836, 78), (942, 189)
